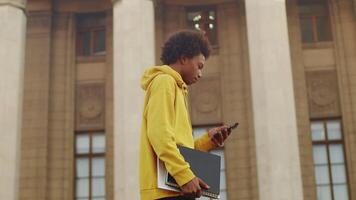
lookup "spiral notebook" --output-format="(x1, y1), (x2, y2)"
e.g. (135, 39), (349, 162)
(157, 146), (221, 199)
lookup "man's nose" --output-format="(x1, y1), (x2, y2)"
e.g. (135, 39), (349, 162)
(198, 70), (202, 78)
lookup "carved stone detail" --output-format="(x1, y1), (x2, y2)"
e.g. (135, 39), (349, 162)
(189, 74), (222, 125)
(306, 70), (341, 118)
(76, 83), (105, 130)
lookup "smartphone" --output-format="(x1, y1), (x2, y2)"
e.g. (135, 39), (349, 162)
(227, 122), (239, 131)
(213, 122), (239, 145)
(213, 122), (239, 140)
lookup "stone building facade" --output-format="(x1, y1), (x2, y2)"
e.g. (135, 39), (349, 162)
(1, 0), (356, 200)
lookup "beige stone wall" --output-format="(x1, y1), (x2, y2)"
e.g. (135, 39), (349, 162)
(21, 0), (114, 198)
(245, 0), (304, 198)
(0, 2), (26, 200)
(46, 13), (76, 200)
(19, 11), (52, 200)
(105, 10), (114, 200)
(330, 0), (356, 198)
(20, 11), (77, 200)
(19, 0), (356, 200)
(154, 2), (186, 65)
(286, 1), (318, 199)
(235, 2), (259, 200)
(155, 1), (356, 200)
(286, 0), (356, 200)
(217, 2), (257, 200)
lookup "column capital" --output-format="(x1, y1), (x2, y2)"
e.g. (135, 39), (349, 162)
(0, 0), (26, 11)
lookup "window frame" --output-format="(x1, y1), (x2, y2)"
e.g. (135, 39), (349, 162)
(185, 5), (219, 48)
(74, 131), (106, 200)
(75, 13), (107, 63)
(92, 28), (107, 56)
(310, 118), (351, 200)
(298, 1), (333, 44)
(76, 26), (106, 58)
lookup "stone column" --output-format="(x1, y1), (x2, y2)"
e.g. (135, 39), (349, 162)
(0, 0), (26, 199)
(244, 1), (304, 199)
(112, 0), (155, 199)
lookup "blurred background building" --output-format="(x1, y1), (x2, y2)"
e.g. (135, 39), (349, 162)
(1, 0), (356, 199)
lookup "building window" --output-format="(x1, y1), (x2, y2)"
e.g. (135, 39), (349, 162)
(310, 119), (349, 200)
(193, 126), (228, 200)
(186, 6), (218, 47)
(75, 132), (106, 200)
(76, 13), (106, 57)
(298, 0), (332, 43)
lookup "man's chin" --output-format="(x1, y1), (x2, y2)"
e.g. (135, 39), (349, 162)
(184, 79), (197, 85)
(188, 81), (196, 85)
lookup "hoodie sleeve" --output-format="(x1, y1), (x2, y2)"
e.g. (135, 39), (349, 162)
(146, 74), (195, 187)
(194, 133), (216, 152)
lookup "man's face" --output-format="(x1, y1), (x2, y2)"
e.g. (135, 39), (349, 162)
(180, 53), (205, 85)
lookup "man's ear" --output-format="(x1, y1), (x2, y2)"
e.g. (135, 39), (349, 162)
(179, 56), (188, 65)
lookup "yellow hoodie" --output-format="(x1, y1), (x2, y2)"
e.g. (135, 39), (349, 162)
(139, 65), (216, 200)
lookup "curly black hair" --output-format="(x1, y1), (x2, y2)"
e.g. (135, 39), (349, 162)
(160, 30), (211, 65)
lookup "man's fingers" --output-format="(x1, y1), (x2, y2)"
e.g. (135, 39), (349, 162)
(213, 131), (223, 141)
(196, 189), (202, 198)
(222, 124), (229, 132)
(194, 184), (202, 198)
(209, 125), (233, 147)
(221, 125), (231, 139)
(182, 189), (195, 198)
(180, 177), (204, 198)
(220, 128), (227, 139)
(198, 178), (210, 189)
(211, 137), (219, 146)
(227, 128), (232, 135)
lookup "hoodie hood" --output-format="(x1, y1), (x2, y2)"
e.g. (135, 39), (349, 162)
(140, 65), (187, 93)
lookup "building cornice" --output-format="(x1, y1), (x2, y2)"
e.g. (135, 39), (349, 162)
(0, 0), (26, 12)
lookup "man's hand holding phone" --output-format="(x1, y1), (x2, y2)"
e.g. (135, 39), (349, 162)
(208, 122), (239, 147)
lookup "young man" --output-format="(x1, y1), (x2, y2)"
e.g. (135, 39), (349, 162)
(139, 30), (231, 200)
